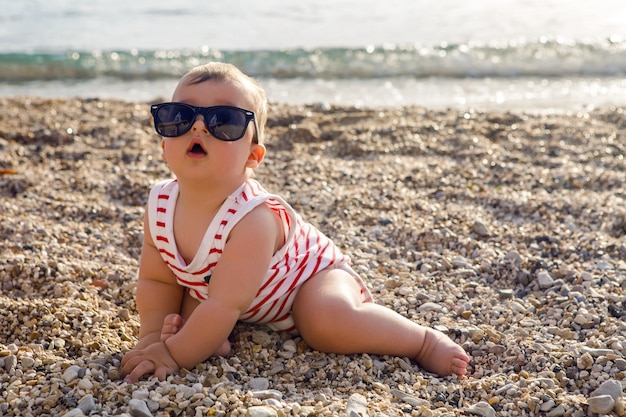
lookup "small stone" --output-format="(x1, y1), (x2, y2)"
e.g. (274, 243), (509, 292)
(537, 270), (554, 289)
(3, 355), (17, 372)
(390, 389), (429, 407)
(92, 279), (108, 289)
(107, 368), (120, 380)
(62, 365), (82, 384)
(540, 399), (556, 411)
(346, 393), (368, 417)
(77, 377), (94, 390)
(417, 302), (445, 313)
(282, 339), (297, 353)
(132, 388), (150, 401)
(433, 324), (449, 333)
(20, 356), (35, 368)
(247, 405), (278, 417)
(129, 399), (153, 417)
(497, 289), (514, 300)
(546, 404), (566, 417)
(250, 390), (283, 400)
(614, 358), (626, 371)
(467, 401), (496, 417)
(530, 378), (555, 388)
(78, 394), (97, 415)
(251, 331), (273, 346)
(581, 347), (614, 357)
(471, 221), (489, 237)
(249, 377), (270, 390)
(61, 409), (85, 417)
(590, 379), (623, 401)
(505, 251), (523, 266)
(495, 383), (516, 395)
(419, 406), (434, 417)
(118, 308), (131, 321)
(576, 352), (594, 370)
(588, 395), (615, 415)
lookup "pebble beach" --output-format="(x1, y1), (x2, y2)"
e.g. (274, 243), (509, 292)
(1, 97), (625, 416)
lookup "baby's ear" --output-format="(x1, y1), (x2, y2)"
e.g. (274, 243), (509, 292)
(246, 143), (266, 168)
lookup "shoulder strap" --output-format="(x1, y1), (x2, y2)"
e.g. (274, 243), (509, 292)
(146, 180), (172, 245)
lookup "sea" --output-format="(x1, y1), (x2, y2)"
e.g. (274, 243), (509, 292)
(1, 0), (625, 112)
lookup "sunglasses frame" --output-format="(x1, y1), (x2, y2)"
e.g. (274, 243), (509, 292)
(151, 102), (259, 143)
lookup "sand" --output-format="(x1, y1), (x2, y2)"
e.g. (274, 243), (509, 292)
(0, 97), (625, 416)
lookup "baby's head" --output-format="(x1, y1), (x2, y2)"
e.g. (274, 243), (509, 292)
(175, 62), (268, 144)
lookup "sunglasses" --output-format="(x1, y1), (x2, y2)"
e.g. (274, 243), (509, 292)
(151, 102), (258, 142)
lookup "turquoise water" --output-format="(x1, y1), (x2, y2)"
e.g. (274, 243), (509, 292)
(1, 0), (625, 110)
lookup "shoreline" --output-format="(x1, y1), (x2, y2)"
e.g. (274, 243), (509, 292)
(2, 71), (626, 114)
(1, 97), (625, 416)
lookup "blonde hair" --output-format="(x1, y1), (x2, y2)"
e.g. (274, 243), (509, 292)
(179, 62), (268, 144)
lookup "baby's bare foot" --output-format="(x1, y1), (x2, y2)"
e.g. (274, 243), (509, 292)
(415, 328), (470, 377)
(161, 313), (231, 357)
(161, 313), (185, 342)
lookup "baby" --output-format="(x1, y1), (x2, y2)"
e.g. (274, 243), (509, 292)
(120, 62), (470, 382)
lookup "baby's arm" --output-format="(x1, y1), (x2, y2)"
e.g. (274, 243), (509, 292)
(129, 211), (184, 348)
(122, 204), (282, 381)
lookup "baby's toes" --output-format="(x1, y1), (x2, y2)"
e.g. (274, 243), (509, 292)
(451, 356), (470, 376)
(163, 313), (184, 327)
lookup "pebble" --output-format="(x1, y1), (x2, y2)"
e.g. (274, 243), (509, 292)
(546, 404), (566, 417)
(247, 406), (278, 417)
(577, 352), (594, 370)
(390, 389), (429, 408)
(416, 302), (445, 313)
(62, 365), (83, 384)
(497, 289), (515, 300)
(590, 379), (623, 402)
(61, 409), (86, 417)
(78, 394), (97, 414)
(249, 377), (270, 390)
(588, 395), (615, 414)
(3, 355), (17, 372)
(251, 390), (283, 400)
(129, 399), (153, 417)
(466, 401), (496, 417)
(346, 393), (368, 417)
(537, 270), (555, 289)
(471, 220), (490, 237)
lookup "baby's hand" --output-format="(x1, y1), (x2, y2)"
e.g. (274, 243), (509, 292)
(121, 342), (180, 383)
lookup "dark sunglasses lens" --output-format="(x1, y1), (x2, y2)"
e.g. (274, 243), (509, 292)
(154, 104), (195, 137)
(207, 108), (248, 140)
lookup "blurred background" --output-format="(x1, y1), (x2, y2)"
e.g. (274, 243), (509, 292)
(1, 0), (625, 111)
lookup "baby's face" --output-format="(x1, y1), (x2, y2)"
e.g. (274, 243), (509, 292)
(162, 79), (264, 183)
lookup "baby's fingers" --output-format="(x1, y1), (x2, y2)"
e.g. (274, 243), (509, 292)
(154, 364), (176, 382)
(121, 351), (149, 377)
(120, 348), (144, 371)
(123, 359), (155, 383)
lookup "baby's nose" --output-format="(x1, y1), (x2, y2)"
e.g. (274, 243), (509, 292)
(191, 115), (208, 132)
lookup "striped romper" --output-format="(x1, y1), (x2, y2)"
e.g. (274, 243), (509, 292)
(147, 178), (373, 333)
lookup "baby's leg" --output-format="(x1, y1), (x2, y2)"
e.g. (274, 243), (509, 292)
(160, 292), (231, 357)
(291, 269), (469, 377)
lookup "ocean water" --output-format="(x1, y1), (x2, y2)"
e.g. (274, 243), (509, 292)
(1, 0), (625, 111)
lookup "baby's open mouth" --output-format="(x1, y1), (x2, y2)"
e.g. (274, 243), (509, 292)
(188, 143), (207, 155)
